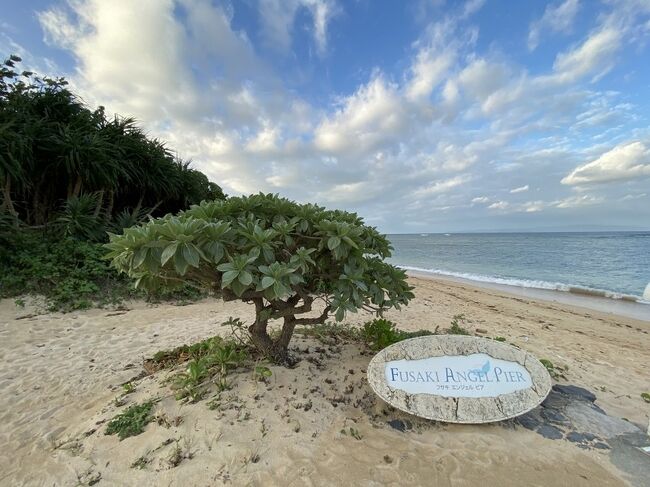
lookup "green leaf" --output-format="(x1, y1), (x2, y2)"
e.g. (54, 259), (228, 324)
(132, 248), (147, 269)
(261, 276), (275, 289)
(182, 244), (200, 268)
(327, 236), (341, 250)
(174, 252), (189, 275)
(221, 270), (239, 287)
(217, 262), (235, 272)
(161, 242), (178, 265)
(342, 236), (359, 249)
(238, 270), (253, 286)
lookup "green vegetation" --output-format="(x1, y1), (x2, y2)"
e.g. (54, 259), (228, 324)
(360, 318), (433, 351)
(493, 336), (507, 342)
(167, 337), (248, 402)
(0, 233), (135, 311)
(641, 392), (650, 403)
(0, 231), (205, 311)
(0, 55), (223, 229)
(147, 335), (227, 370)
(340, 427), (362, 440)
(106, 193), (414, 362)
(540, 359), (568, 380)
(448, 314), (470, 335)
(105, 401), (154, 440)
(0, 55), (223, 310)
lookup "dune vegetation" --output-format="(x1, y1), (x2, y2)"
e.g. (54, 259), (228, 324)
(0, 55), (224, 310)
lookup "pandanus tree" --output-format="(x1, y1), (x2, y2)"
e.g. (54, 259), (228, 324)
(0, 54), (226, 230)
(105, 193), (414, 362)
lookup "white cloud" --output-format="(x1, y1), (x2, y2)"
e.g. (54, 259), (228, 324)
(510, 185), (529, 193)
(314, 75), (405, 154)
(461, 0), (486, 19)
(619, 192), (647, 201)
(258, 0), (338, 55)
(472, 196), (490, 204)
(488, 201), (509, 210)
(522, 200), (545, 212)
(551, 26), (622, 83)
(528, 0), (581, 51)
(406, 48), (454, 102)
(562, 141), (650, 185)
(553, 194), (604, 208)
(413, 175), (472, 197)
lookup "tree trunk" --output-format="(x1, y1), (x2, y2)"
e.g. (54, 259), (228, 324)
(105, 190), (115, 222)
(276, 316), (297, 351)
(72, 175), (82, 198)
(1, 177), (18, 216)
(246, 297), (331, 365)
(94, 189), (105, 218)
(248, 299), (275, 356)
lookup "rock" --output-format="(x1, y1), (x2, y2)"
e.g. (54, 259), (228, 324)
(475, 328), (487, 334)
(540, 408), (568, 424)
(565, 432), (591, 443)
(564, 402), (641, 440)
(537, 424), (564, 440)
(552, 384), (596, 402)
(516, 413), (540, 431)
(387, 419), (407, 432)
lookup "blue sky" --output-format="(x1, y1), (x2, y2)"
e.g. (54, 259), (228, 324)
(2, 0), (650, 232)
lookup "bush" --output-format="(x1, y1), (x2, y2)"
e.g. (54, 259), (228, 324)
(0, 229), (207, 312)
(361, 318), (434, 351)
(0, 232), (136, 311)
(106, 193), (414, 362)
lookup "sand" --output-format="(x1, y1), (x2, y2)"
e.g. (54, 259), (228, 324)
(0, 276), (648, 486)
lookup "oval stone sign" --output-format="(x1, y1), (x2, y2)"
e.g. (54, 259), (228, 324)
(367, 335), (552, 423)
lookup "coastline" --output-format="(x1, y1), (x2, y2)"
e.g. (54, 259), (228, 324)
(405, 269), (650, 322)
(1, 276), (649, 485)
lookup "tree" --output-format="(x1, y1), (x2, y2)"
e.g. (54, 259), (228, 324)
(0, 54), (227, 231)
(105, 193), (414, 362)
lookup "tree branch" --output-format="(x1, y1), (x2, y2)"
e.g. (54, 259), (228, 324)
(292, 305), (331, 326)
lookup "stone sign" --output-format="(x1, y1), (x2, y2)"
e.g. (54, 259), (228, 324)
(367, 335), (552, 423)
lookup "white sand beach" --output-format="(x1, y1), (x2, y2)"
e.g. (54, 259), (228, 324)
(1, 276), (649, 486)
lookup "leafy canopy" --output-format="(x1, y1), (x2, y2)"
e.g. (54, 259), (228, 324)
(106, 193), (413, 323)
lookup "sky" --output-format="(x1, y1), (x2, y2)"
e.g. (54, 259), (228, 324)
(2, 0), (650, 233)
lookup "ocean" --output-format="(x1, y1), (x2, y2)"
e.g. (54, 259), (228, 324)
(387, 232), (650, 303)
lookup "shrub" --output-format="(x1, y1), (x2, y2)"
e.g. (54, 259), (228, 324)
(105, 401), (154, 440)
(0, 230), (206, 312)
(0, 232), (136, 311)
(448, 314), (470, 335)
(361, 318), (434, 351)
(105, 193), (414, 362)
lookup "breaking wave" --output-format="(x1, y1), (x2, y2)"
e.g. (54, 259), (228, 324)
(398, 265), (648, 304)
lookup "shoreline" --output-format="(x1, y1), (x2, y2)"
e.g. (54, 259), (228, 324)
(406, 269), (650, 322)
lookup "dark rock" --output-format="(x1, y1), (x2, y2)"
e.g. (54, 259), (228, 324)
(537, 424), (564, 440)
(552, 385), (596, 402)
(541, 408), (568, 424)
(516, 413), (540, 431)
(566, 432), (590, 443)
(593, 442), (610, 450)
(387, 419), (407, 432)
